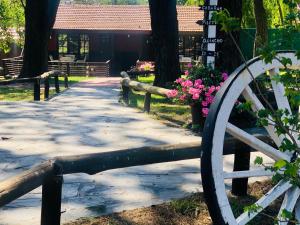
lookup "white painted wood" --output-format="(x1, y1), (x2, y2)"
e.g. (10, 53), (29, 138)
(277, 187), (300, 225)
(226, 123), (290, 161)
(236, 181), (292, 225)
(270, 68), (292, 113)
(208, 52), (300, 225)
(206, 0), (218, 68)
(295, 199), (300, 223)
(242, 86), (282, 147)
(223, 169), (273, 179)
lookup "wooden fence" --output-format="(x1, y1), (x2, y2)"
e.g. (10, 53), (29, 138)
(120, 71), (168, 113)
(0, 70), (68, 101)
(0, 134), (270, 225)
(1, 57), (110, 78)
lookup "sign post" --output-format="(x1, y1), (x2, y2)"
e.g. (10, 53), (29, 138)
(198, 0), (220, 69)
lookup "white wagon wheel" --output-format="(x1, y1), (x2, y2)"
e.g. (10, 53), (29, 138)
(201, 51), (300, 225)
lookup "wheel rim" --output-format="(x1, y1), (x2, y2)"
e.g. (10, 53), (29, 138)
(201, 51), (300, 225)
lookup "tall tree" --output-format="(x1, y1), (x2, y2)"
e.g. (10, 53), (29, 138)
(149, 0), (180, 87)
(20, 0), (60, 78)
(215, 0), (243, 73)
(253, 0), (268, 56)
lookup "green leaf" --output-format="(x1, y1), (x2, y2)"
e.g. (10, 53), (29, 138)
(274, 159), (287, 170)
(254, 156), (263, 165)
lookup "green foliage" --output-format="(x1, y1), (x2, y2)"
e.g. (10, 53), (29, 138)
(244, 204), (263, 216)
(178, 0), (204, 6)
(242, 0), (290, 28)
(0, 0), (24, 53)
(212, 10), (241, 32)
(254, 156), (263, 165)
(170, 198), (200, 216)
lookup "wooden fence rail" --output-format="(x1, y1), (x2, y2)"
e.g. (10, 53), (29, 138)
(120, 71), (168, 113)
(0, 131), (270, 225)
(0, 70), (68, 101)
(2, 58), (110, 78)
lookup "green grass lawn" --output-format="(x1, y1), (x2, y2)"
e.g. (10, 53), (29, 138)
(128, 75), (191, 126)
(0, 76), (93, 101)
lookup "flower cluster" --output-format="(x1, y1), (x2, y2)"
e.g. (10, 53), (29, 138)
(167, 64), (228, 117)
(138, 62), (155, 72)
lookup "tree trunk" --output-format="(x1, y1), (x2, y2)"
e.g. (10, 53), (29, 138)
(20, 0), (60, 78)
(215, 0), (243, 73)
(149, 0), (180, 87)
(253, 0), (268, 56)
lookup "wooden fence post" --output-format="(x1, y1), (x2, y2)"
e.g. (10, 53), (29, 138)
(64, 74), (69, 88)
(67, 63), (70, 77)
(144, 92), (151, 113)
(41, 166), (63, 225)
(54, 75), (60, 93)
(44, 78), (50, 100)
(232, 143), (251, 196)
(34, 79), (41, 101)
(122, 85), (130, 104)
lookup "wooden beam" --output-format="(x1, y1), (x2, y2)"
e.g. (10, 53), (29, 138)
(55, 141), (202, 175)
(120, 72), (169, 97)
(0, 161), (55, 207)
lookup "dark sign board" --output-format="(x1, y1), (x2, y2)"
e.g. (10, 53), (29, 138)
(196, 20), (217, 26)
(199, 5), (223, 11)
(201, 50), (219, 57)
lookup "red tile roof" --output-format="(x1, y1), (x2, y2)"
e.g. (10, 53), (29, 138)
(53, 4), (203, 33)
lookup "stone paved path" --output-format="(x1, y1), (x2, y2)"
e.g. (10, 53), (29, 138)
(0, 78), (272, 225)
(0, 78), (203, 225)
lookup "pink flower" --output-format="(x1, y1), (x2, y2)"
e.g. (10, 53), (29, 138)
(184, 70), (189, 76)
(167, 89), (178, 98)
(202, 108), (209, 117)
(220, 82), (224, 86)
(188, 87), (201, 95)
(216, 86), (221, 91)
(222, 72), (229, 81)
(182, 87), (187, 93)
(181, 80), (193, 88)
(194, 79), (203, 88)
(192, 93), (200, 100)
(208, 86), (216, 93)
(205, 91), (211, 97)
(206, 96), (214, 104)
(180, 94), (187, 101)
(202, 101), (208, 107)
(175, 78), (184, 84)
(187, 63), (193, 68)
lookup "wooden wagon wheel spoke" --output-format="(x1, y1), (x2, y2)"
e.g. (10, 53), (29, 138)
(223, 169), (274, 180)
(277, 187), (300, 225)
(269, 68), (292, 114)
(236, 181), (292, 225)
(242, 86), (282, 147)
(226, 123), (290, 161)
(295, 199), (300, 223)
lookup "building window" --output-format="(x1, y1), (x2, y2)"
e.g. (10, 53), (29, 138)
(178, 35), (201, 59)
(68, 34), (80, 56)
(58, 33), (89, 60)
(58, 34), (68, 54)
(80, 34), (89, 58)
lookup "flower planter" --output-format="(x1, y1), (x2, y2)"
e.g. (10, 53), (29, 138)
(190, 103), (205, 131)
